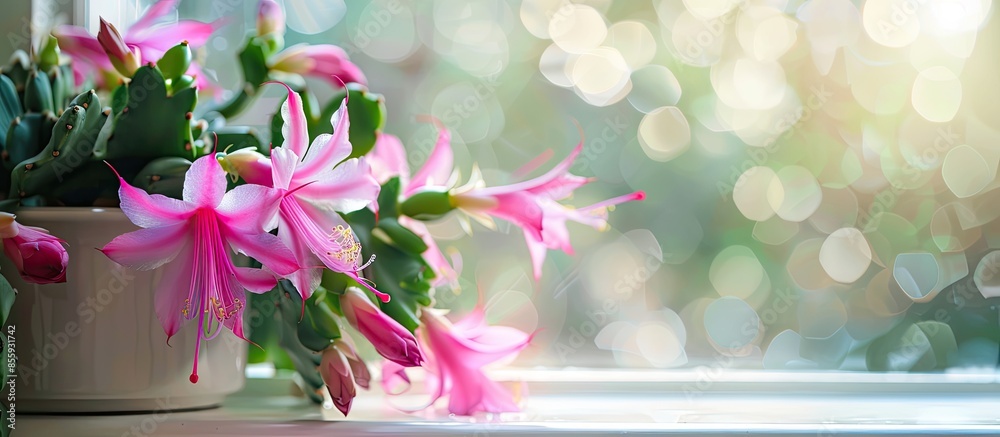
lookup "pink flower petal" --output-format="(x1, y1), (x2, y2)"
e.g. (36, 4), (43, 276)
(297, 101), (351, 179)
(118, 177), (194, 228)
(234, 266), (278, 294)
(127, 0), (179, 36)
(523, 229), (548, 281)
(183, 155), (228, 207)
(225, 230), (299, 277)
(369, 133), (410, 185)
(406, 120), (453, 195)
(277, 222), (323, 299)
(217, 183), (282, 232)
(276, 83), (310, 157)
(154, 244), (195, 340)
(129, 20), (217, 53)
(476, 143), (583, 197)
(380, 360), (412, 395)
(53, 26), (114, 70)
(488, 191), (544, 241)
(269, 146), (298, 191)
(101, 222), (190, 271)
(294, 157), (380, 213)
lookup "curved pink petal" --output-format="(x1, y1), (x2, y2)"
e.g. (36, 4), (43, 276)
(118, 177), (194, 228)
(380, 360), (412, 395)
(127, 0), (179, 36)
(294, 157), (379, 213)
(225, 229), (299, 277)
(53, 26), (113, 70)
(183, 155), (228, 207)
(129, 20), (217, 53)
(269, 146), (298, 191)
(476, 143), (583, 197)
(277, 221), (323, 299)
(406, 120), (453, 196)
(288, 44), (367, 86)
(217, 183), (282, 232)
(369, 133), (409, 185)
(527, 174), (591, 200)
(276, 83), (310, 157)
(101, 222), (190, 271)
(234, 266), (278, 294)
(154, 243), (194, 340)
(523, 229), (548, 281)
(487, 191), (544, 241)
(298, 101), (351, 179)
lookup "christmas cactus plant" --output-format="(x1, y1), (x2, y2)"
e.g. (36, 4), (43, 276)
(0, 0), (642, 418)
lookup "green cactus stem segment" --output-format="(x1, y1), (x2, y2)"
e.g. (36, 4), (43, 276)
(399, 190), (456, 221)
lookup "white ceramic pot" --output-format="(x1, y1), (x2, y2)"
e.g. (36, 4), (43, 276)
(3, 208), (246, 413)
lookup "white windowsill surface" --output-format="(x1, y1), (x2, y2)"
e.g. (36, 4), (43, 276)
(19, 369), (1000, 436)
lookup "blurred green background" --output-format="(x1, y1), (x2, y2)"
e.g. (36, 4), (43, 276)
(56, 0), (1000, 372)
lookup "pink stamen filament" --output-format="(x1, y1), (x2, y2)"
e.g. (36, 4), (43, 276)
(579, 191), (646, 213)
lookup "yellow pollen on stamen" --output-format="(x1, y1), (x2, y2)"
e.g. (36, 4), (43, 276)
(204, 297), (244, 320)
(181, 298), (191, 317)
(328, 225), (362, 266)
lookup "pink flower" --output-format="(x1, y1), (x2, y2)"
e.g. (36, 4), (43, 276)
(398, 120), (645, 280)
(401, 123), (645, 280)
(269, 44), (367, 88)
(256, 0), (285, 36)
(55, 0), (218, 89)
(223, 83), (381, 301)
(382, 305), (531, 415)
(100, 155), (298, 383)
(340, 287), (423, 367)
(320, 338), (366, 416)
(0, 213), (68, 284)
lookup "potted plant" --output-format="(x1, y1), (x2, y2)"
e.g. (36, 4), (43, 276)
(0, 0), (643, 421)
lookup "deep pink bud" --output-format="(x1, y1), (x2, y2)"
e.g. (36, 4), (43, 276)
(320, 341), (356, 416)
(97, 17), (140, 76)
(0, 215), (68, 285)
(340, 287), (423, 367)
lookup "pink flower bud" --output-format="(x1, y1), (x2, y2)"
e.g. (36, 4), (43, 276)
(269, 44), (367, 87)
(97, 17), (140, 76)
(1, 218), (68, 285)
(340, 287), (423, 367)
(257, 0), (286, 36)
(320, 342), (356, 416)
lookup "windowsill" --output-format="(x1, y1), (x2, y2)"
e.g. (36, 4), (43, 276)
(20, 368), (1000, 436)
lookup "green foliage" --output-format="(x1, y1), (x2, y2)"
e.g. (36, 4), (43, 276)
(346, 178), (434, 332)
(131, 157), (192, 199)
(97, 65), (198, 161)
(0, 40), (265, 206)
